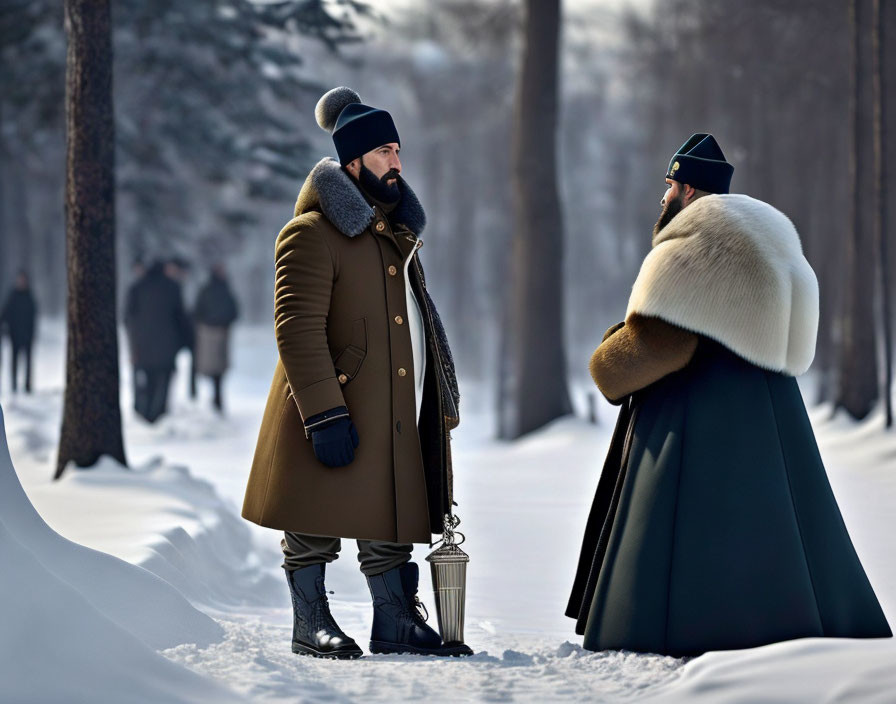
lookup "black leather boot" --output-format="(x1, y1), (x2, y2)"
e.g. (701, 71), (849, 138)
(286, 564), (362, 659)
(367, 562), (472, 656)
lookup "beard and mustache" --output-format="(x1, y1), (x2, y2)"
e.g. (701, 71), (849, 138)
(653, 189), (685, 238)
(361, 161), (685, 233)
(359, 162), (401, 205)
(360, 161), (684, 233)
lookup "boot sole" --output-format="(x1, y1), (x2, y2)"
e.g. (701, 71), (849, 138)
(292, 641), (363, 660)
(369, 640), (473, 657)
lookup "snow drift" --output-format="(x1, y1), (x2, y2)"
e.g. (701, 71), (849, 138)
(0, 403), (241, 703)
(35, 454), (282, 609)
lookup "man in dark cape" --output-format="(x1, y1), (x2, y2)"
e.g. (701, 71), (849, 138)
(567, 134), (892, 656)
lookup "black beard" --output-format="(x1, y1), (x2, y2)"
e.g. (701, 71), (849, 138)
(653, 191), (685, 237)
(359, 163), (401, 205)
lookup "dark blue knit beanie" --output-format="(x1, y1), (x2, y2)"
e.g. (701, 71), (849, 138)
(666, 133), (734, 194)
(315, 87), (400, 166)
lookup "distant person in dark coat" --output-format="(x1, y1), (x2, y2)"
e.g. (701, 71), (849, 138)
(192, 263), (239, 413)
(165, 257), (197, 400)
(1, 271), (38, 394)
(123, 260), (193, 423)
(123, 259), (146, 412)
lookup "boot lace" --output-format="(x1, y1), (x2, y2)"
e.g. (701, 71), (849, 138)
(413, 595), (429, 623)
(374, 590), (427, 624)
(315, 577), (348, 637)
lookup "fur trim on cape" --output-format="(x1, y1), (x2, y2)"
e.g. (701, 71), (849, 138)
(625, 194), (819, 376)
(293, 157), (426, 237)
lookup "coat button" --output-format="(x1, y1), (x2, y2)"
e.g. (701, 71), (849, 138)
(394, 315), (404, 325)
(398, 367), (407, 377)
(388, 265), (398, 276)
(375, 221), (386, 232)
(338, 373), (348, 384)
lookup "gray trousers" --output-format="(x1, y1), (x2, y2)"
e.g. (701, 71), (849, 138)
(282, 532), (413, 577)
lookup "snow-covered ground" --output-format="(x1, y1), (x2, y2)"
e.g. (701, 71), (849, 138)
(1, 321), (894, 703)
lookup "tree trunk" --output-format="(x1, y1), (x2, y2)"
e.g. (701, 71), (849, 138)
(0, 99), (6, 299)
(56, 0), (126, 478)
(812, 173), (839, 406)
(498, 0), (571, 438)
(447, 133), (481, 373)
(836, 0), (879, 421)
(872, 0), (893, 427)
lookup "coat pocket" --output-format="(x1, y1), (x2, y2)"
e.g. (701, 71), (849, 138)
(333, 317), (368, 384)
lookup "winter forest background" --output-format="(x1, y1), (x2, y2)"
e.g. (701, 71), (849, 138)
(2, 1), (896, 702)
(3, 0), (895, 433)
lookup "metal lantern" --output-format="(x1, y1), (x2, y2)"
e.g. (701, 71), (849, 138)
(425, 513), (469, 645)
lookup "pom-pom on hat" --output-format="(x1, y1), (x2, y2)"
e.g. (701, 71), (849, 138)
(666, 133), (734, 194)
(315, 87), (400, 166)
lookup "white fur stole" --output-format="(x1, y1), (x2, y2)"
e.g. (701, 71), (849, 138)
(626, 194), (819, 376)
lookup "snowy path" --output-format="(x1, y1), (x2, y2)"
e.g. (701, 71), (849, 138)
(3, 323), (894, 702)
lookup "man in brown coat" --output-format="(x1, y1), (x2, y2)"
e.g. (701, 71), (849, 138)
(243, 87), (468, 658)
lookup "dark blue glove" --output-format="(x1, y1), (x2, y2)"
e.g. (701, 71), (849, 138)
(311, 417), (360, 468)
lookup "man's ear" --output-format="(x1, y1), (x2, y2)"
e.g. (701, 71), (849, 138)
(683, 183), (697, 205)
(345, 158), (361, 179)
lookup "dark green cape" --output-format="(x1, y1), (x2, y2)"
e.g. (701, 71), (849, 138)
(567, 340), (891, 656)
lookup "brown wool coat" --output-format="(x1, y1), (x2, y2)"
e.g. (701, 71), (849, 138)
(589, 314), (699, 403)
(242, 158), (458, 544)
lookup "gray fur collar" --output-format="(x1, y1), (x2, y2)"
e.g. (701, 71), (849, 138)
(626, 194), (819, 376)
(294, 157), (426, 237)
